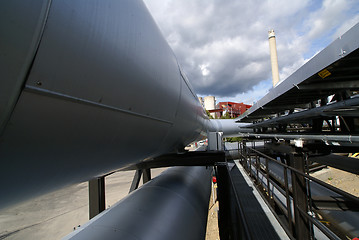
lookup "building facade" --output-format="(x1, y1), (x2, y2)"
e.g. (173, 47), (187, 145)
(215, 101), (252, 118)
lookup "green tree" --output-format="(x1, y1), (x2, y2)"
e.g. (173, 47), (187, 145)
(206, 110), (214, 119)
(225, 137), (242, 142)
(220, 112), (231, 119)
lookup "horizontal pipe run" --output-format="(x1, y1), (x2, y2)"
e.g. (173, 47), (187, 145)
(242, 133), (359, 144)
(245, 97), (359, 128)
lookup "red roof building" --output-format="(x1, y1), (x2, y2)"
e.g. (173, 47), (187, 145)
(214, 101), (252, 118)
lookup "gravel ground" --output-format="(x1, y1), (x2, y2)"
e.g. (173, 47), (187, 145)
(311, 166), (359, 197)
(0, 169), (166, 239)
(206, 183), (220, 240)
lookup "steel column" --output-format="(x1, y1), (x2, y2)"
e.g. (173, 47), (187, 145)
(255, 154), (259, 183)
(283, 166), (293, 234)
(129, 168), (152, 193)
(143, 168), (151, 183)
(216, 164), (232, 240)
(88, 176), (106, 219)
(249, 153), (252, 178)
(289, 152), (310, 239)
(129, 169), (143, 193)
(265, 157), (270, 197)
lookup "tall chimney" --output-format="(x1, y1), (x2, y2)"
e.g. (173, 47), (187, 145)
(268, 30), (280, 87)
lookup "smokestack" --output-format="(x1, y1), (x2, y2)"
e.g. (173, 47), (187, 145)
(268, 30), (280, 87)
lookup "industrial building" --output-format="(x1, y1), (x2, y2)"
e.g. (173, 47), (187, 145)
(199, 97), (252, 119)
(214, 101), (252, 118)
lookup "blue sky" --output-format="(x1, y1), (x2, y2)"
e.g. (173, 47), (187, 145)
(144, 0), (359, 105)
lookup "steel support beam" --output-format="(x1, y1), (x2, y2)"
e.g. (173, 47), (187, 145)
(128, 168), (152, 193)
(88, 176), (106, 219)
(121, 151), (225, 171)
(298, 80), (359, 90)
(129, 169), (143, 193)
(216, 163), (232, 239)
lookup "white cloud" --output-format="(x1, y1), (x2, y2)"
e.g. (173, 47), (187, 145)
(304, 0), (349, 40)
(216, 80), (273, 106)
(279, 57), (307, 82)
(332, 14), (359, 39)
(199, 64), (210, 76)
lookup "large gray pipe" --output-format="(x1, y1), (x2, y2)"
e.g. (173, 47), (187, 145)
(0, 0), (241, 209)
(0, 0), (208, 208)
(64, 166), (212, 240)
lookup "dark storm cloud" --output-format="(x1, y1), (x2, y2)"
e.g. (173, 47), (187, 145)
(144, 0), (359, 100)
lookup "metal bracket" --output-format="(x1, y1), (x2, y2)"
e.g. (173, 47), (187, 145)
(129, 168), (152, 193)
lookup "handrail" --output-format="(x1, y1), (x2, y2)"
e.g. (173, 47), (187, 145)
(235, 142), (359, 239)
(247, 147), (359, 204)
(297, 207), (341, 240)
